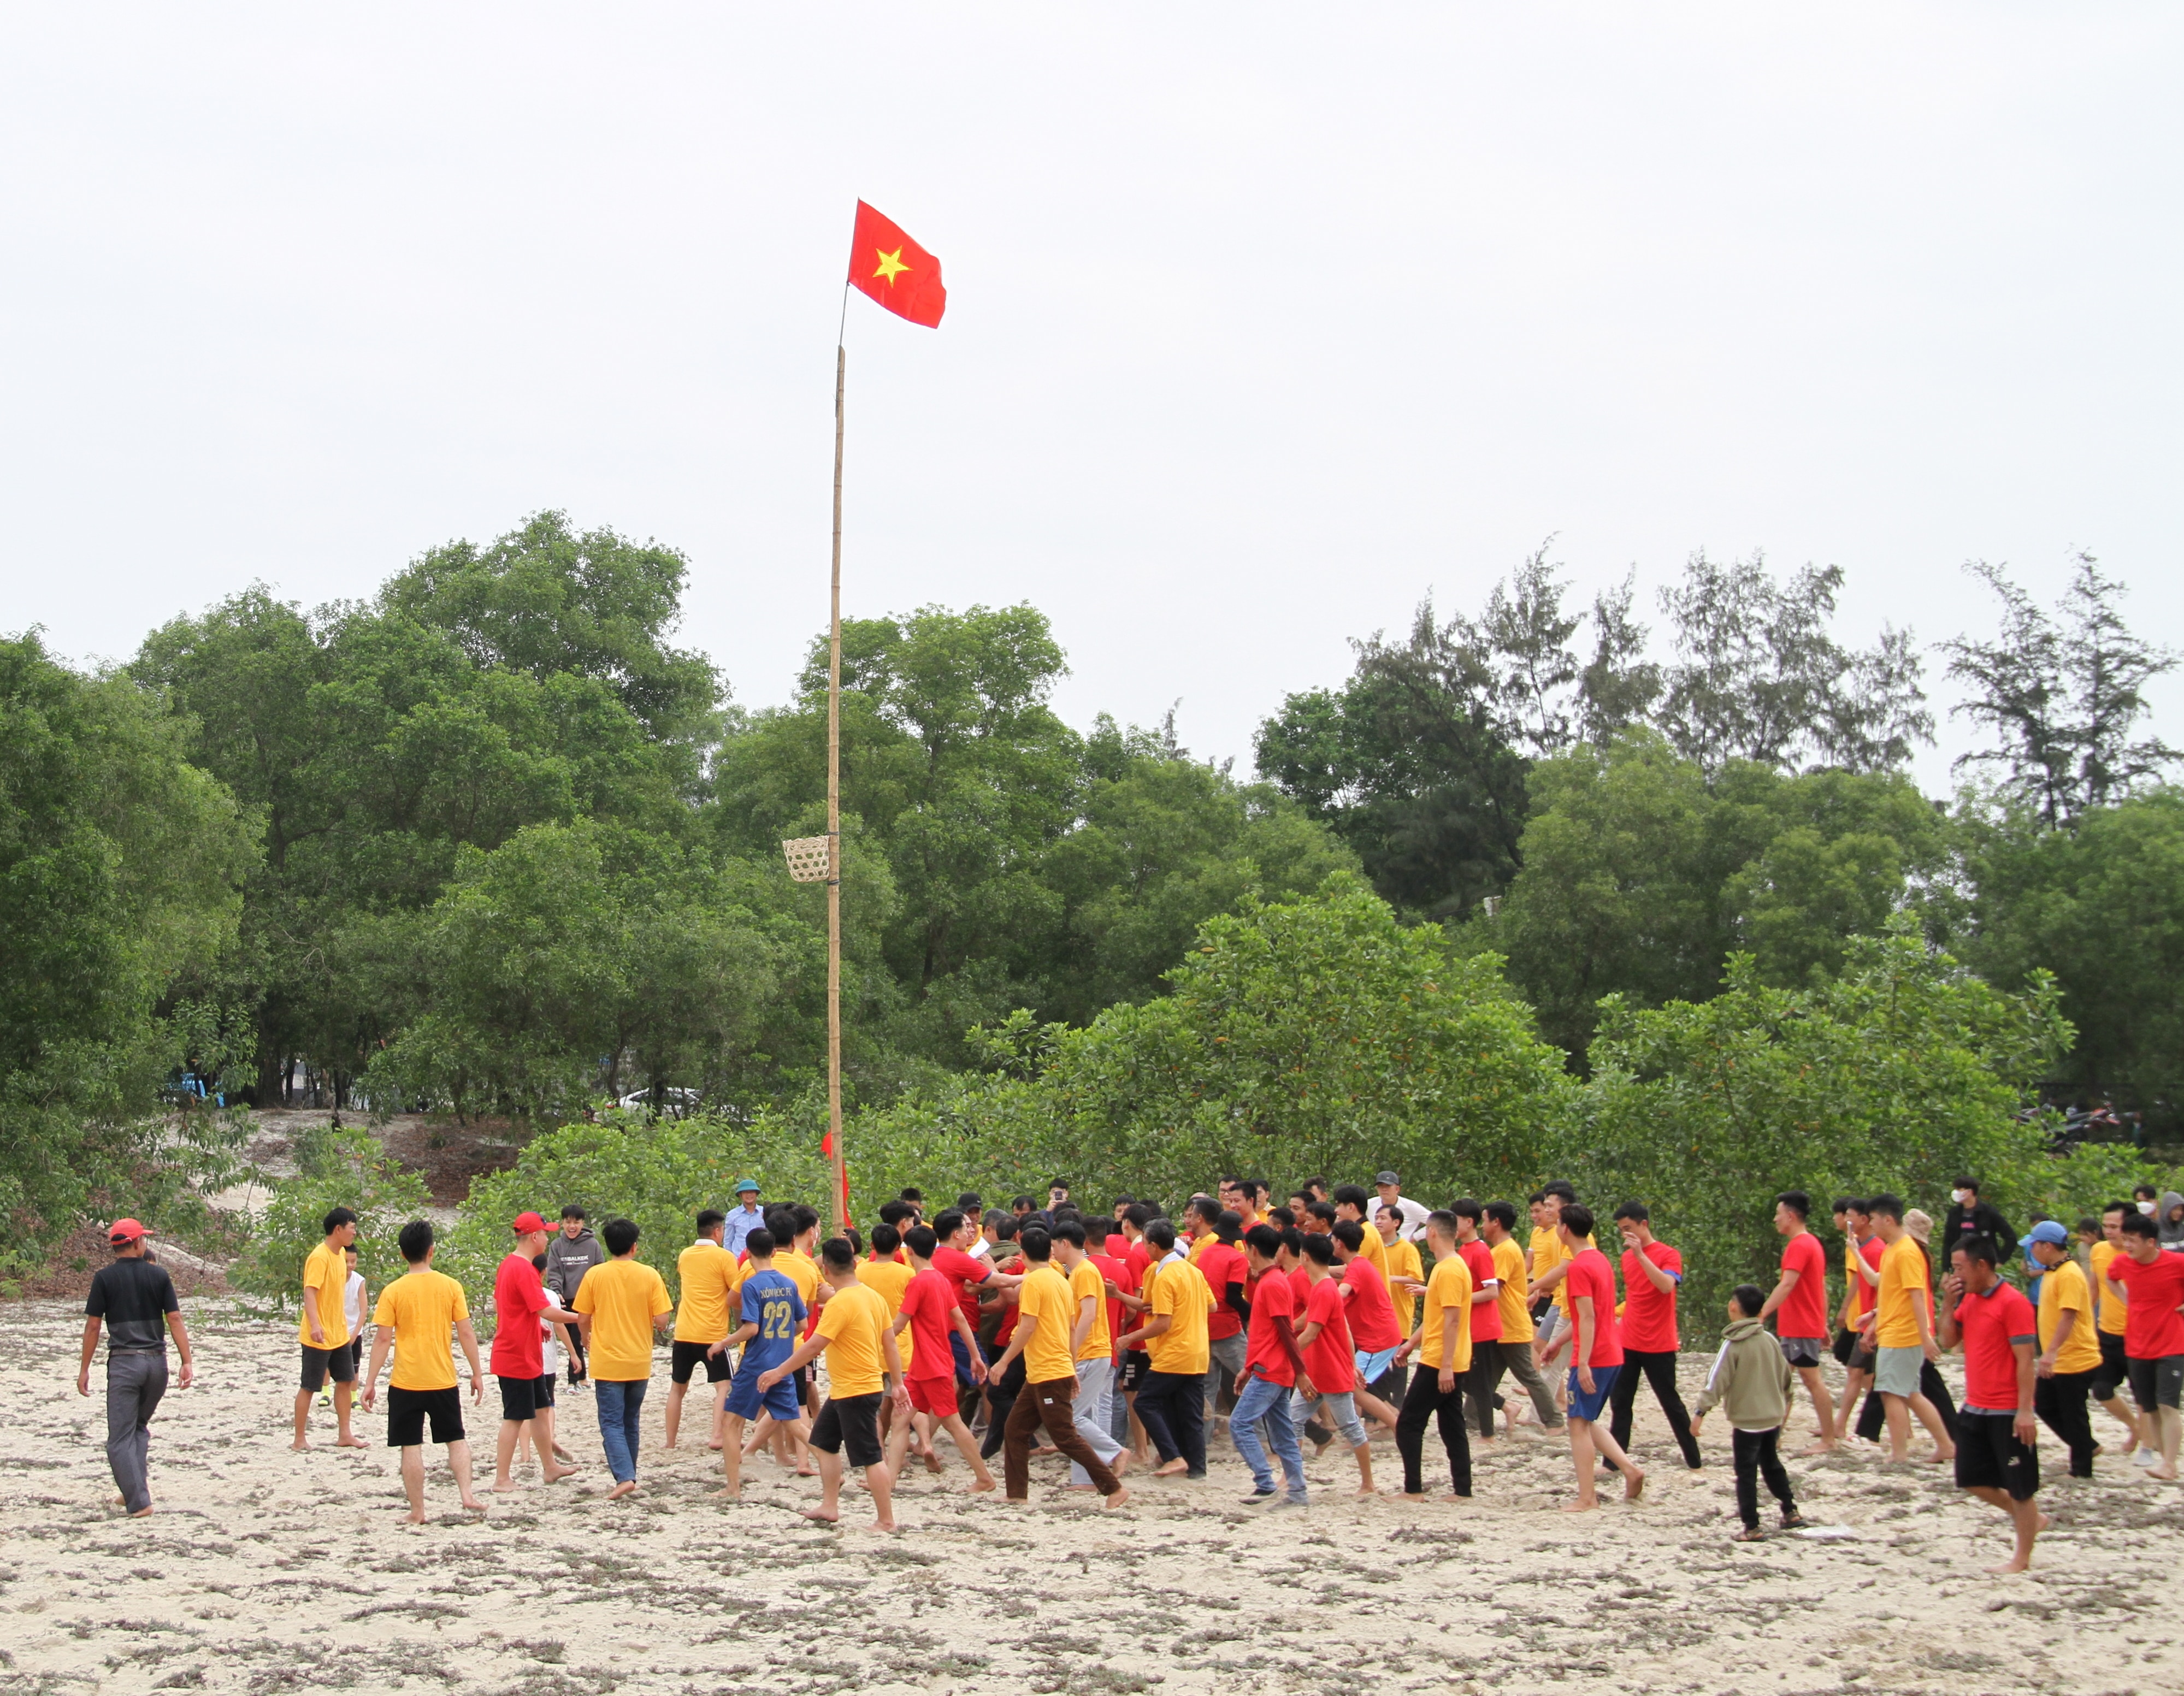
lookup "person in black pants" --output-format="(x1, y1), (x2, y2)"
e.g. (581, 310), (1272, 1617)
(2023, 1222), (2099, 1476)
(1391, 1210), (1473, 1498)
(1605, 1203), (1702, 1471)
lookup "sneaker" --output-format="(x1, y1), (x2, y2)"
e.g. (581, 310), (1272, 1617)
(1241, 1487), (1278, 1505)
(2133, 1446), (2161, 1469)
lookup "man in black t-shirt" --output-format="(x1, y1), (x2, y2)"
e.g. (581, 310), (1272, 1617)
(78, 1218), (193, 1517)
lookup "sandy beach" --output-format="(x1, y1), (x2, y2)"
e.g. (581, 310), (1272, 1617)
(5, 1296), (2180, 1696)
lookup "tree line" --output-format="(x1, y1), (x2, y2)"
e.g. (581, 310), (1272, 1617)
(3, 512), (2179, 1261)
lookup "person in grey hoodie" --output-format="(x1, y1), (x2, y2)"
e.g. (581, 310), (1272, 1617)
(1691, 1284), (1809, 1541)
(545, 1207), (605, 1384)
(2157, 1191), (2184, 1254)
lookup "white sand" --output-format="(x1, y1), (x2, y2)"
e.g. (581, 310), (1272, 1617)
(6, 1297), (2180, 1695)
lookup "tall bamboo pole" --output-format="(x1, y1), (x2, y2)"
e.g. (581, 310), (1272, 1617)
(826, 341), (848, 1234)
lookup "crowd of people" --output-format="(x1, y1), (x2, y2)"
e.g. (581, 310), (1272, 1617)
(74, 1170), (2184, 1571)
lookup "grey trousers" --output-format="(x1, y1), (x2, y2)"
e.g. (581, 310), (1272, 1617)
(105, 1351), (169, 1514)
(1204, 1332), (1247, 1419)
(1069, 1356), (1125, 1485)
(1467, 1338), (1562, 1433)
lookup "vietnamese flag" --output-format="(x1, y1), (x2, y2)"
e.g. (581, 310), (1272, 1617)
(847, 200), (946, 328)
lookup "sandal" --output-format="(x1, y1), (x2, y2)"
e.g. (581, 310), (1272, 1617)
(1732, 1526), (1767, 1543)
(1780, 1512), (1810, 1532)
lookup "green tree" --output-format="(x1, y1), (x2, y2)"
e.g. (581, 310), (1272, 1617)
(849, 876), (1571, 1210)
(1564, 923), (2068, 1334)
(1472, 732), (1947, 1055)
(1943, 554), (2178, 828)
(0, 633), (258, 1255)
(229, 1125), (431, 1306)
(1951, 792), (2184, 1121)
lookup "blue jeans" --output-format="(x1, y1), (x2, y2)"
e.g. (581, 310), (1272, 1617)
(1230, 1371), (1306, 1500)
(595, 1378), (647, 1482)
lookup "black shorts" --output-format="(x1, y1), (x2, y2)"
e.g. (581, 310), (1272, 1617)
(387, 1385), (465, 1448)
(1831, 1328), (1860, 1366)
(498, 1374), (554, 1422)
(794, 1363), (816, 1407)
(2091, 1331), (2128, 1401)
(1953, 1410), (2039, 1499)
(671, 1339), (731, 1385)
(810, 1392), (884, 1467)
(1847, 1340), (1876, 1375)
(2126, 1354), (2184, 1411)
(300, 1343), (357, 1391)
(1116, 1352), (1149, 1393)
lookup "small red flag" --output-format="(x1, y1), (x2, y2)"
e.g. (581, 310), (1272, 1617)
(847, 200), (946, 328)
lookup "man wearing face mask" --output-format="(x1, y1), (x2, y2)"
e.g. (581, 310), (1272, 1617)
(1942, 1179), (2017, 1267)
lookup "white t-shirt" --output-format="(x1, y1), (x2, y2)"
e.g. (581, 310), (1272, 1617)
(342, 1271), (367, 1335)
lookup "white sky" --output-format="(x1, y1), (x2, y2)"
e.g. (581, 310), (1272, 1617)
(3, 4), (2179, 797)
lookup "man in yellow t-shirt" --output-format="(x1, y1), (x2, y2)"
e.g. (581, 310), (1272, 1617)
(989, 1225), (1128, 1506)
(2023, 1220), (2102, 1478)
(1114, 1219), (1210, 1480)
(1051, 1219), (1129, 1493)
(293, 1207), (361, 1452)
(359, 1219), (486, 1524)
(572, 1217), (674, 1499)
(666, 1209), (743, 1451)
(1856, 1197), (1953, 1464)
(1332, 1185), (1389, 1281)
(1391, 1209), (1474, 1499)
(758, 1238), (908, 1530)
(1473, 1201), (1561, 1433)
(2086, 1203), (2146, 1455)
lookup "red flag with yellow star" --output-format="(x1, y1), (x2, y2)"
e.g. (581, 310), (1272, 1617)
(847, 200), (946, 328)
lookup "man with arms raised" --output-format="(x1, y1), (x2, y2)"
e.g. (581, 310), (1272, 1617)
(361, 1220), (487, 1524)
(78, 1217), (193, 1518)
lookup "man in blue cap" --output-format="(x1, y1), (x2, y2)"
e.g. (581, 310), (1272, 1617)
(2023, 1219), (2100, 1478)
(723, 1180), (765, 1257)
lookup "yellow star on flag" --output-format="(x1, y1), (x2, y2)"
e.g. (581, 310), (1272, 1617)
(871, 246), (910, 286)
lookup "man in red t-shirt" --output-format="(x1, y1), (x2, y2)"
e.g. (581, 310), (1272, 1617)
(1292, 1234), (1372, 1493)
(491, 1213), (582, 1491)
(1233, 1224), (1310, 1504)
(1450, 1201), (1504, 1441)
(928, 1207), (1020, 1428)
(2102, 1212), (2184, 1480)
(1605, 1202), (1702, 1472)
(1939, 1235), (2043, 1572)
(1539, 1202), (1642, 1510)
(889, 1225), (996, 1493)
(1192, 1201), (1249, 1423)
(1330, 1221), (1403, 1431)
(1757, 1190), (1837, 1453)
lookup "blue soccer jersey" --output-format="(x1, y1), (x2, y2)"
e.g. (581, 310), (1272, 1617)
(736, 1268), (806, 1375)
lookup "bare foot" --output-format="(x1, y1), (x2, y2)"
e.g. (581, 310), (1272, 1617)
(1986, 1555), (2032, 1574)
(1154, 1458), (1188, 1477)
(706, 1439), (724, 1452)
(1102, 1485), (1131, 1510)
(794, 1465), (819, 1478)
(1803, 1440), (1837, 1457)
(799, 1505), (840, 1524)
(606, 1480), (638, 1501)
(1925, 1447), (1956, 1464)
(1624, 1468), (1647, 1503)
(1064, 1482), (1098, 1492)
(335, 1435), (369, 1449)
(1559, 1497), (1599, 1513)
(968, 1475), (997, 1494)
(289, 1440), (308, 1452)
(492, 1481), (522, 1493)
(1392, 1490), (1430, 1502)
(924, 1452), (946, 1475)
(406, 1510), (428, 1526)
(712, 1485), (741, 1499)
(541, 1465), (579, 1484)
(872, 1518), (900, 1532)
(1355, 1484), (1377, 1497)
(458, 1497), (487, 1514)
(128, 1506), (155, 1518)
(1110, 1452), (1133, 1479)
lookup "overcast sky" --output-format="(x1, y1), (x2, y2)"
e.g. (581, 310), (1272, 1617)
(4, 4), (2179, 796)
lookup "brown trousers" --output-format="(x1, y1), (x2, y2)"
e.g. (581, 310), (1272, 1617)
(1003, 1374), (1120, 1498)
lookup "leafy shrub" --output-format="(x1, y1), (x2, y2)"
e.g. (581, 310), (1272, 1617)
(229, 1126), (430, 1308)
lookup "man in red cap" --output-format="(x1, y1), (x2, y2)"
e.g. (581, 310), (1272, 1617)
(492, 1213), (583, 1492)
(78, 1219), (193, 1517)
